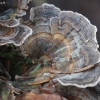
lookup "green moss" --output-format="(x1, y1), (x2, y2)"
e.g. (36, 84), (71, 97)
(2, 89), (9, 100)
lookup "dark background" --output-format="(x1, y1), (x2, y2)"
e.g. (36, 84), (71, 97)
(23, 0), (100, 50)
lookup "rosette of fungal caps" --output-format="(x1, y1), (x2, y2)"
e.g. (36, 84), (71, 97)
(17, 3), (100, 89)
(0, 0), (31, 27)
(0, 0), (32, 46)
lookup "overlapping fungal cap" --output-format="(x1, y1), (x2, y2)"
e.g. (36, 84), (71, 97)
(62, 86), (100, 100)
(13, 59), (54, 90)
(55, 63), (100, 88)
(30, 3), (60, 26)
(14, 60), (100, 89)
(20, 4), (100, 87)
(0, 0), (31, 27)
(49, 11), (99, 72)
(0, 24), (32, 46)
(21, 3), (60, 55)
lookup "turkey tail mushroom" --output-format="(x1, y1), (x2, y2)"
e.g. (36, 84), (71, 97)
(0, 0), (31, 27)
(21, 4), (100, 73)
(0, 24), (32, 46)
(20, 4), (100, 88)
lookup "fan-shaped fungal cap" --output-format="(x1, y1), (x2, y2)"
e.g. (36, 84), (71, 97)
(20, 4), (100, 88)
(30, 3), (60, 23)
(0, 24), (32, 46)
(55, 63), (100, 88)
(0, 0), (31, 27)
(21, 4), (100, 73)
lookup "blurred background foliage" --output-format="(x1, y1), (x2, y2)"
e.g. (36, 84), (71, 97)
(23, 0), (100, 50)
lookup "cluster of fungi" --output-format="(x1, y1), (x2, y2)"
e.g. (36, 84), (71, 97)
(0, 0), (100, 100)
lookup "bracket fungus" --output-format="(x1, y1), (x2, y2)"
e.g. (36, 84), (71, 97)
(0, 0), (31, 27)
(56, 63), (100, 88)
(0, 24), (32, 46)
(0, 2), (100, 100)
(20, 4), (100, 88)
